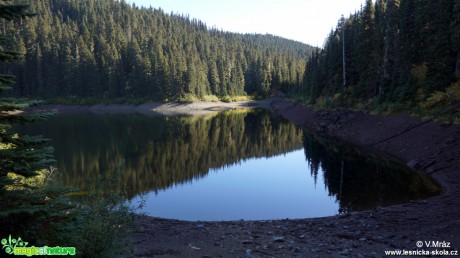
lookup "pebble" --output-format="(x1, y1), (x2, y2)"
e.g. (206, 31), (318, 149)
(339, 249), (351, 255)
(241, 240), (253, 244)
(189, 244), (201, 250)
(245, 249), (254, 257)
(272, 236), (285, 242)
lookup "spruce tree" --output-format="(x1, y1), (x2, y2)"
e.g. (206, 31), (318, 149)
(0, 0), (53, 190)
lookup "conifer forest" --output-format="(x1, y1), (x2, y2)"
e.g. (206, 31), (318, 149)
(0, 0), (315, 101)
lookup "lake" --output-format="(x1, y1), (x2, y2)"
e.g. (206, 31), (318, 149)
(15, 109), (441, 221)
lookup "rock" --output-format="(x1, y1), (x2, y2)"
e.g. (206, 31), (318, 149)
(407, 160), (419, 169)
(188, 244), (201, 250)
(245, 249), (254, 258)
(339, 249), (351, 255)
(272, 236), (285, 242)
(196, 224), (205, 229)
(359, 238), (367, 241)
(241, 240), (253, 244)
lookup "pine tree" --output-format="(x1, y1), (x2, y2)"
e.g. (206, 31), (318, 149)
(0, 0), (54, 189)
(1, 0), (315, 102)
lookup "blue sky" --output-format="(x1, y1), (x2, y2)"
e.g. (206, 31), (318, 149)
(127, 0), (367, 46)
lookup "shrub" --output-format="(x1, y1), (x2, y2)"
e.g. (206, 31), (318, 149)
(178, 93), (199, 103)
(1, 165), (139, 258)
(231, 95), (252, 102)
(202, 95), (219, 102)
(421, 80), (460, 109)
(221, 95), (233, 103)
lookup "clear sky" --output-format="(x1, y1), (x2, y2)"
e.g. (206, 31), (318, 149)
(127, 0), (366, 47)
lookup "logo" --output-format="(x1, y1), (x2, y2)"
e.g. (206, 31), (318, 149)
(1, 235), (76, 256)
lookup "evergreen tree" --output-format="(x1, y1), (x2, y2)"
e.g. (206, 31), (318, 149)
(297, 0), (458, 111)
(0, 0), (315, 101)
(0, 0), (54, 189)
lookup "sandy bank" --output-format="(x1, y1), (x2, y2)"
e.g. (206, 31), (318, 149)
(25, 99), (273, 116)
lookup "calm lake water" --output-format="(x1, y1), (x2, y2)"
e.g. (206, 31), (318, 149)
(15, 109), (440, 221)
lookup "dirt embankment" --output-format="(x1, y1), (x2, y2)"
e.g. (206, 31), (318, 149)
(130, 97), (460, 258)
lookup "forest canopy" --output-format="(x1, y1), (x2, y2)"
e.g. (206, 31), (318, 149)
(296, 0), (459, 112)
(0, 0), (315, 102)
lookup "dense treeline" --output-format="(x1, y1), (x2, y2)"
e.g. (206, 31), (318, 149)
(0, 0), (314, 101)
(297, 0), (459, 111)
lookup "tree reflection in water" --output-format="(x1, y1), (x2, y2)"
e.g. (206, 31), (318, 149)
(16, 108), (441, 217)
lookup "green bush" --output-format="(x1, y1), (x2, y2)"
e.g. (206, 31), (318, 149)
(202, 95), (219, 102)
(178, 93), (199, 103)
(74, 165), (140, 258)
(1, 165), (139, 258)
(221, 95), (233, 103)
(231, 95), (253, 102)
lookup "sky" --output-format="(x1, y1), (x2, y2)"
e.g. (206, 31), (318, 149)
(127, 0), (367, 47)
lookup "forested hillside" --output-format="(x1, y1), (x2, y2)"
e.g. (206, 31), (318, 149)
(0, 0), (314, 102)
(297, 0), (459, 112)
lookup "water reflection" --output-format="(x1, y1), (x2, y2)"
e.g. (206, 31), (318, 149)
(15, 109), (441, 220)
(18, 109), (304, 198)
(303, 134), (441, 212)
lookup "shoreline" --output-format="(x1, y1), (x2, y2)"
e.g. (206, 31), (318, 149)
(128, 98), (459, 257)
(24, 99), (273, 116)
(25, 98), (460, 256)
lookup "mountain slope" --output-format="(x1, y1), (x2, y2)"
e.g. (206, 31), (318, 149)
(0, 0), (315, 101)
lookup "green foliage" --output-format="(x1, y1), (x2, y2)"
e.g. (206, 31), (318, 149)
(75, 166), (138, 258)
(230, 95), (254, 102)
(20, 110), (303, 198)
(0, 3), (136, 257)
(422, 91), (448, 109)
(177, 93), (199, 103)
(295, 0), (457, 113)
(0, 168), (81, 246)
(221, 95), (233, 103)
(0, 0), (54, 189)
(0, 0), (315, 102)
(0, 166), (138, 258)
(202, 94), (219, 102)
(421, 81), (460, 109)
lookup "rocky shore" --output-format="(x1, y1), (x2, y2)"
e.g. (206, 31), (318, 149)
(129, 98), (460, 257)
